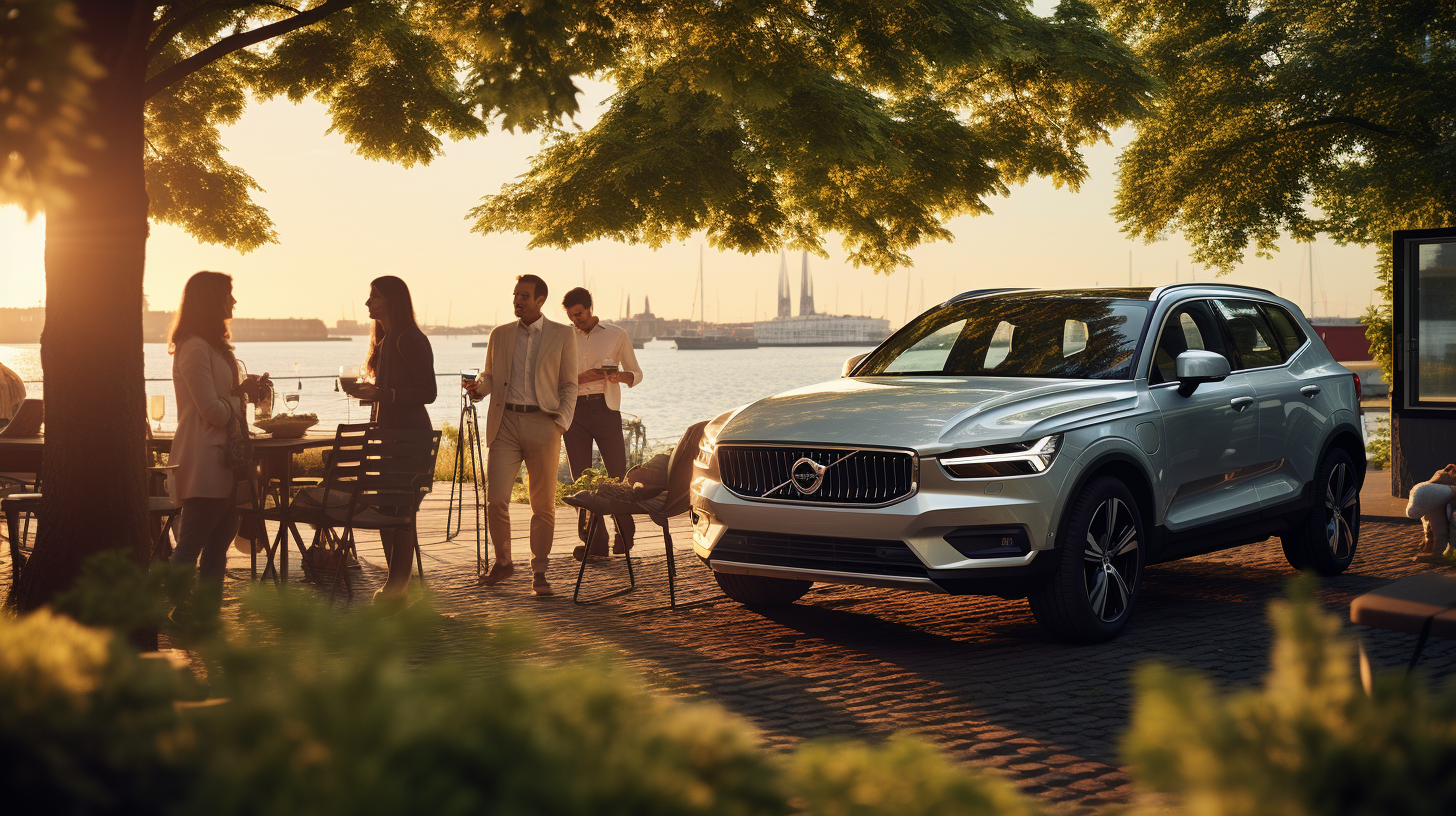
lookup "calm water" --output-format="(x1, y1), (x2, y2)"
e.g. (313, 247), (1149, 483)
(0, 338), (872, 446)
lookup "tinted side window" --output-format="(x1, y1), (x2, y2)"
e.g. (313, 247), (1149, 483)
(1148, 300), (1232, 384)
(1213, 299), (1284, 369)
(1261, 304), (1308, 358)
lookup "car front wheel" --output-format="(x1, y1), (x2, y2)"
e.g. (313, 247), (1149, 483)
(1281, 447), (1359, 575)
(1028, 476), (1145, 642)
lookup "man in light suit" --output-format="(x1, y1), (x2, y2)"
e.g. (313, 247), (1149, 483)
(465, 274), (578, 596)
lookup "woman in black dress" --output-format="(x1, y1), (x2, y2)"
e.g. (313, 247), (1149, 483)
(342, 275), (436, 601)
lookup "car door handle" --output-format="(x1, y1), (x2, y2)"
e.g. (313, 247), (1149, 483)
(1230, 396), (1255, 411)
(1300, 385), (1321, 398)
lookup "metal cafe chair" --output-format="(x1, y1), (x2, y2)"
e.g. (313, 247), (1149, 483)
(245, 422), (371, 583)
(566, 421), (707, 609)
(287, 427), (441, 603)
(4, 491), (182, 584)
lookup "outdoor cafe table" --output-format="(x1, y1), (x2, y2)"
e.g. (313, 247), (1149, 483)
(1, 430), (336, 579)
(150, 429), (338, 580)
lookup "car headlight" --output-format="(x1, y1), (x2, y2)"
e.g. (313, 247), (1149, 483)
(937, 434), (1062, 479)
(695, 435), (716, 467)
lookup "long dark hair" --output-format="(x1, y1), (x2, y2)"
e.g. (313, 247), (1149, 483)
(364, 275), (422, 378)
(168, 271), (237, 376)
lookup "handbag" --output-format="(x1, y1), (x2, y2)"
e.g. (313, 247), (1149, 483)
(222, 402), (254, 476)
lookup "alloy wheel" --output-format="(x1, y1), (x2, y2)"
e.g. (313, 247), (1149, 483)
(1324, 461), (1358, 561)
(1082, 497), (1139, 622)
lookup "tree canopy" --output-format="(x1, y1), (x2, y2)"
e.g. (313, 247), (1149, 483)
(6, 0), (1155, 270)
(1094, 0), (1456, 373)
(1097, 0), (1456, 267)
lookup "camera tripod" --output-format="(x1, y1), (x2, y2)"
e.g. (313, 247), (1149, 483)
(445, 382), (488, 577)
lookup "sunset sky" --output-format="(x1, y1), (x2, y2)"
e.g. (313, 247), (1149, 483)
(0, 78), (1383, 329)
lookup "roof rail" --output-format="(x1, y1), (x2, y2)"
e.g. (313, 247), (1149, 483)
(1148, 282), (1277, 301)
(947, 287), (1033, 304)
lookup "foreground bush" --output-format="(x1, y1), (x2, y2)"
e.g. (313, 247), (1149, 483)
(1125, 577), (1456, 816)
(1, 555), (1041, 816)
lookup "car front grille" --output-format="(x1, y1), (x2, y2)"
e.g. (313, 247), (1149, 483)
(716, 445), (916, 505)
(710, 530), (928, 577)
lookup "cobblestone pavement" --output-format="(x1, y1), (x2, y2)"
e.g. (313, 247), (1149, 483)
(403, 516), (1453, 815)
(7, 494), (1452, 814)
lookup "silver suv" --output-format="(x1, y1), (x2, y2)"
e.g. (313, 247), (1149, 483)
(689, 284), (1365, 641)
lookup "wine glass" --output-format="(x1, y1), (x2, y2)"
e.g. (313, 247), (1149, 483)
(340, 365), (360, 422)
(284, 393), (300, 415)
(148, 394), (165, 433)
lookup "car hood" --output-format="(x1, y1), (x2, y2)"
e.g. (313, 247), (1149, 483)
(715, 376), (1141, 452)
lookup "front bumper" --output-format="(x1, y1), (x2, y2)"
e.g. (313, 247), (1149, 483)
(690, 453), (1072, 597)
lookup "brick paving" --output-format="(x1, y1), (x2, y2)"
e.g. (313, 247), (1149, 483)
(6, 484), (1453, 814)
(262, 492), (1452, 814)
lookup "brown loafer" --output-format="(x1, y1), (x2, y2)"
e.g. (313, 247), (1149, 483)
(480, 561), (515, 586)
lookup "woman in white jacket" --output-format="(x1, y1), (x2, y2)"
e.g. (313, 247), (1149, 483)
(168, 272), (269, 588)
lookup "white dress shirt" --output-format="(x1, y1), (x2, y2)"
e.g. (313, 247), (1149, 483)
(574, 320), (642, 411)
(506, 315), (544, 406)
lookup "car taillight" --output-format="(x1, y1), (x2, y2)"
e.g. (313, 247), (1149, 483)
(1353, 372), (1362, 401)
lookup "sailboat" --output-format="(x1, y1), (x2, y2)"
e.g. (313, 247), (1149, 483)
(665, 246), (759, 350)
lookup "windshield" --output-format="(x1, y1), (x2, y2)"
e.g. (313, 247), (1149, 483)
(856, 295), (1151, 379)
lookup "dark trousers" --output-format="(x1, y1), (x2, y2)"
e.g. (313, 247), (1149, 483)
(563, 397), (635, 547)
(171, 496), (240, 582)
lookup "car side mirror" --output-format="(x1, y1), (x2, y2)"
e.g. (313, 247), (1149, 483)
(1174, 350), (1231, 397)
(842, 353), (868, 377)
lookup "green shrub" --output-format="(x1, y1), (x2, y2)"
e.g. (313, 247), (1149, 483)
(0, 554), (1060, 816)
(1366, 417), (1391, 471)
(0, 608), (196, 814)
(1124, 576), (1456, 816)
(791, 736), (1043, 816)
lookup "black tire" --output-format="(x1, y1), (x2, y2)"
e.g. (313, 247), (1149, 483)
(1028, 476), (1145, 643)
(713, 570), (812, 607)
(1280, 447), (1359, 576)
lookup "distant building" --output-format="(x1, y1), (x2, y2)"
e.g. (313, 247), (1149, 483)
(0, 308), (45, 344)
(755, 252), (891, 346)
(334, 319), (371, 335)
(231, 318), (331, 342)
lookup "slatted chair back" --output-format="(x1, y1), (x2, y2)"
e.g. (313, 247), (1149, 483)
(345, 428), (441, 520)
(312, 422), (373, 507)
(657, 421), (708, 520)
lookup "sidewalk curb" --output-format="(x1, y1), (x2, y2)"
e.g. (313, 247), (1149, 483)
(1362, 514), (1417, 525)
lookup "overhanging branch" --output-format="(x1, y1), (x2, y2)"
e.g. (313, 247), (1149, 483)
(144, 0), (360, 98)
(148, 1), (302, 61)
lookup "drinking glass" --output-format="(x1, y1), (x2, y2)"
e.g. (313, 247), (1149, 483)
(340, 365), (360, 422)
(148, 394), (165, 432)
(284, 393), (300, 414)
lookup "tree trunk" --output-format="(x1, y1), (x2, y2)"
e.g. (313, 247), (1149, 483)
(14, 3), (152, 611)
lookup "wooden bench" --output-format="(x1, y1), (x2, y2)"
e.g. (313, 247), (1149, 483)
(1350, 573), (1456, 670)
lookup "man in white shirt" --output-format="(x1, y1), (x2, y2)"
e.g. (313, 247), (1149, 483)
(465, 274), (579, 596)
(561, 287), (644, 557)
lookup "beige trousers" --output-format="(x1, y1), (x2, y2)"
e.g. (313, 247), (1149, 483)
(487, 410), (562, 573)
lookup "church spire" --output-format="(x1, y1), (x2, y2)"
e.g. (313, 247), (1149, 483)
(777, 251), (791, 318)
(799, 250), (815, 316)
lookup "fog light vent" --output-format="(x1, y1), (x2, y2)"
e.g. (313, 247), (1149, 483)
(945, 526), (1031, 559)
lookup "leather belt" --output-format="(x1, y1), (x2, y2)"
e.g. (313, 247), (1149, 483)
(504, 403), (540, 414)
(577, 393), (605, 401)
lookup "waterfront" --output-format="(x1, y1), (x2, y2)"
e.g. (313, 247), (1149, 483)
(0, 338), (874, 446)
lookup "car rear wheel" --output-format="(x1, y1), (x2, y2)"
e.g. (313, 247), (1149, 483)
(713, 570), (813, 607)
(1280, 448), (1359, 575)
(1028, 476), (1145, 642)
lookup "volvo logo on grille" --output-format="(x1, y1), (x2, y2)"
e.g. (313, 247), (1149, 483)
(790, 457), (827, 495)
